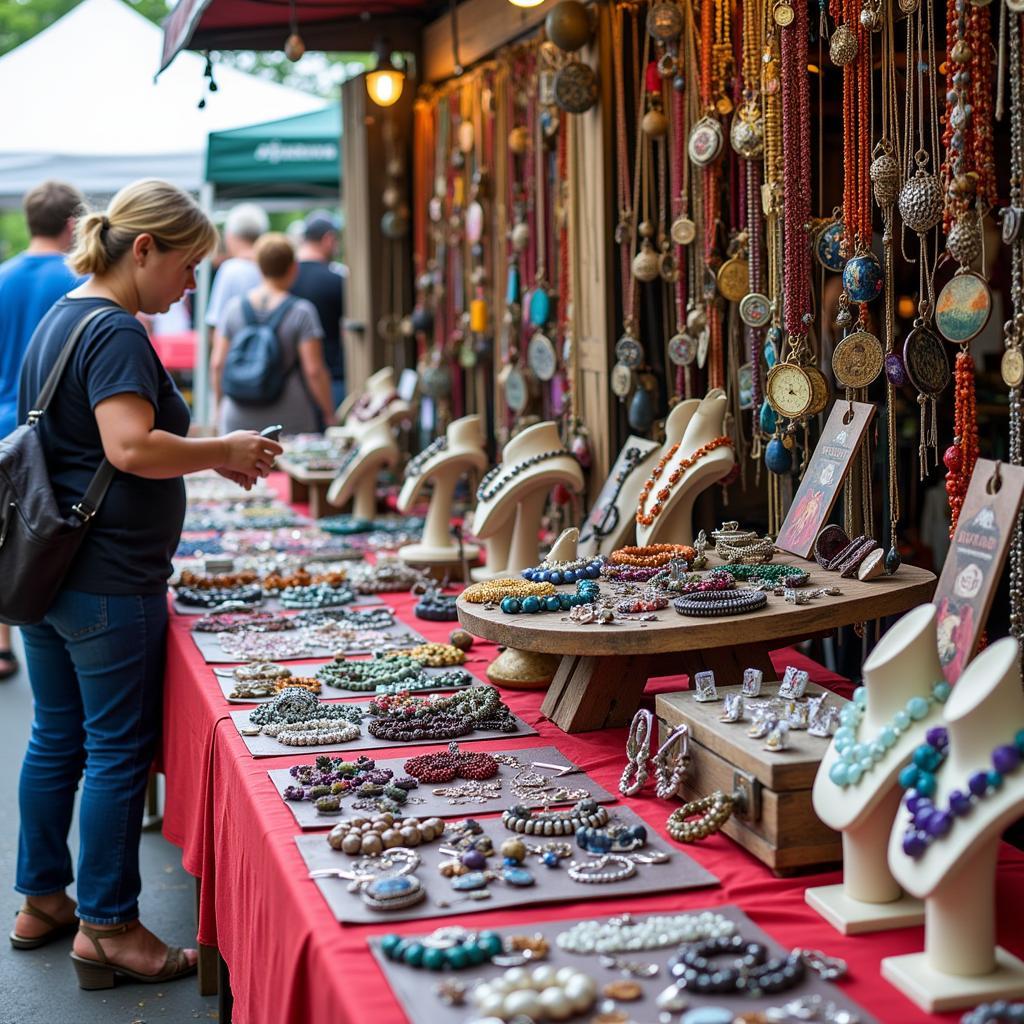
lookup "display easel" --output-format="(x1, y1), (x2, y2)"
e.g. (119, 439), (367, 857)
(328, 367), (412, 441)
(635, 390), (735, 547)
(397, 415), (487, 574)
(805, 604), (941, 934)
(882, 637), (1024, 1012)
(471, 421), (583, 578)
(325, 421), (399, 519)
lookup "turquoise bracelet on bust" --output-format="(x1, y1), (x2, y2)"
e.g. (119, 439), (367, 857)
(828, 679), (951, 787)
(501, 579), (600, 615)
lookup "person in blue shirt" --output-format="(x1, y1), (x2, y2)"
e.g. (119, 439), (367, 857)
(0, 181), (84, 680)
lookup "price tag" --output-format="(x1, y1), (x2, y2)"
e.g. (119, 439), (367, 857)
(934, 459), (1024, 683)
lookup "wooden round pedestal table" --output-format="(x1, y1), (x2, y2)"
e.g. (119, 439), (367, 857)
(456, 557), (937, 734)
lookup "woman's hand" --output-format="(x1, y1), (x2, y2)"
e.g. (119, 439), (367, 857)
(214, 467), (255, 490)
(219, 431), (283, 478)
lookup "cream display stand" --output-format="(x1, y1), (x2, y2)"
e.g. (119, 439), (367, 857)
(470, 421), (584, 579)
(325, 422), (398, 520)
(804, 604), (942, 933)
(578, 397), (698, 559)
(397, 415), (487, 573)
(636, 390), (735, 547)
(329, 367), (412, 441)
(882, 636), (1024, 1012)
(484, 528), (581, 691)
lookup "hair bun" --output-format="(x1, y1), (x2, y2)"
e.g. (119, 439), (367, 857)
(100, 216), (110, 231)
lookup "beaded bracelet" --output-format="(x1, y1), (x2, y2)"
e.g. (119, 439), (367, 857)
(714, 563), (809, 588)
(404, 747), (500, 783)
(520, 557), (604, 584)
(380, 928), (505, 971)
(652, 568), (735, 595)
(193, 610), (291, 634)
(386, 642), (467, 667)
(610, 544), (696, 567)
(576, 823), (648, 853)
(599, 563), (665, 583)
(666, 791), (734, 842)
(555, 912), (736, 953)
(501, 800), (609, 836)
(669, 936), (806, 997)
(500, 579), (600, 615)
(615, 594), (669, 614)
(317, 655), (425, 692)
(279, 583), (356, 609)
(672, 590), (768, 617)
(176, 584), (264, 608)
(414, 591), (460, 621)
(566, 853), (636, 884)
(462, 578), (557, 604)
(372, 669), (473, 695)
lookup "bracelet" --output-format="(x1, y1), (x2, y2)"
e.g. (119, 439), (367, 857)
(600, 562), (666, 583)
(556, 911), (736, 953)
(462, 578), (557, 604)
(414, 592), (460, 621)
(520, 557), (605, 584)
(500, 579), (600, 614)
(652, 568), (735, 595)
(962, 1004), (1024, 1024)
(567, 853), (636, 884)
(672, 590), (768, 617)
(653, 724), (690, 800)
(404, 746), (500, 783)
(576, 823), (648, 853)
(668, 936), (806, 997)
(666, 791), (734, 842)
(610, 544), (696, 567)
(619, 709), (653, 796)
(501, 799), (609, 836)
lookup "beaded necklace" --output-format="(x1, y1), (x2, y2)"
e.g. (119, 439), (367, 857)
(899, 726), (1024, 858)
(405, 437), (448, 478)
(827, 680), (951, 788)
(579, 446), (647, 543)
(635, 436), (734, 526)
(247, 687), (363, 729)
(500, 579), (600, 615)
(316, 656), (427, 693)
(475, 449), (572, 503)
(521, 557), (603, 584)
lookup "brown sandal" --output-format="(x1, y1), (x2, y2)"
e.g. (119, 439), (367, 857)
(10, 901), (78, 950)
(70, 922), (197, 990)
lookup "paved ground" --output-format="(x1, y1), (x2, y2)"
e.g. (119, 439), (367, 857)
(0, 630), (218, 1024)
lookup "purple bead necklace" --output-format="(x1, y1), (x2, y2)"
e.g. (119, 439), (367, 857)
(898, 726), (1024, 859)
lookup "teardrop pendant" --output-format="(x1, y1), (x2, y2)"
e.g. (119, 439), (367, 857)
(885, 545), (902, 575)
(628, 385), (655, 432)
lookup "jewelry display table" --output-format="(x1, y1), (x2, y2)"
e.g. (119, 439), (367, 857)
(457, 557), (936, 733)
(275, 457), (337, 519)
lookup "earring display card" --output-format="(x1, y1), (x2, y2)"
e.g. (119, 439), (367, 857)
(775, 401), (876, 558)
(190, 622), (427, 663)
(367, 904), (875, 1024)
(268, 745), (616, 829)
(215, 661), (490, 704)
(934, 458), (1024, 683)
(296, 805), (718, 925)
(230, 706), (538, 758)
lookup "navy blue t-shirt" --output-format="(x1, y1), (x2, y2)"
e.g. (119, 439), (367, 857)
(18, 296), (191, 595)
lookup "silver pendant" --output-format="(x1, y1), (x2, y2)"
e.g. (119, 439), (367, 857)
(898, 169), (944, 234)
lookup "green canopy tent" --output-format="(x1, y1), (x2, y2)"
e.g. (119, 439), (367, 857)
(194, 104), (343, 421)
(205, 104), (342, 199)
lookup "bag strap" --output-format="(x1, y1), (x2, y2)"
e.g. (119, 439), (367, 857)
(266, 295), (296, 332)
(240, 297), (258, 326)
(26, 306), (116, 425)
(27, 305), (119, 524)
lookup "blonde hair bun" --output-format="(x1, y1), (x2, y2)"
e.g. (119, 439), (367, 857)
(69, 179), (217, 276)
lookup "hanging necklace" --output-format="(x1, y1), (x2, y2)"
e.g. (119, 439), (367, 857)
(827, 679), (951, 788)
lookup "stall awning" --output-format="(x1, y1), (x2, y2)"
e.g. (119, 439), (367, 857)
(159, 0), (435, 74)
(206, 105), (341, 197)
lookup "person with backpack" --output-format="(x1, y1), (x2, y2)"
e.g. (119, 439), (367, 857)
(9, 179), (282, 987)
(211, 232), (335, 434)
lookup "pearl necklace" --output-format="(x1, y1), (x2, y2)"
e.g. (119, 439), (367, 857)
(556, 911), (736, 954)
(828, 680), (951, 788)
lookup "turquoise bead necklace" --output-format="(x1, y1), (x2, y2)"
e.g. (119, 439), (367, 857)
(828, 679), (951, 788)
(500, 579), (600, 615)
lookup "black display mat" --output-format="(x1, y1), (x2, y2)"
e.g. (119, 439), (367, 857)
(172, 593), (384, 616)
(216, 662), (488, 704)
(367, 904), (876, 1024)
(190, 623), (427, 663)
(268, 745), (615, 828)
(295, 806), (717, 925)
(230, 707), (537, 758)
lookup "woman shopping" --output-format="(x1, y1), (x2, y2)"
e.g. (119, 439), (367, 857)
(211, 231), (337, 433)
(10, 179), (282, 989)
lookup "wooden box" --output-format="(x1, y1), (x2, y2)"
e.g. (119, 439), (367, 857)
(655, 682), (845, 875)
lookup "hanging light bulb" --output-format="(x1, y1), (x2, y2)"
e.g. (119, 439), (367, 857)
(508, 0), (546, 7)
(284, 0), (305, 62)
(366, 40), (405, 107)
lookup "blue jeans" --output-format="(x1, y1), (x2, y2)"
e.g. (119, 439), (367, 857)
(16, 590), (167, 925)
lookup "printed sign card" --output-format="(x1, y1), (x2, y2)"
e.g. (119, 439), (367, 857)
(775, 401), (876, 558)
(934, 459), (1024, 683)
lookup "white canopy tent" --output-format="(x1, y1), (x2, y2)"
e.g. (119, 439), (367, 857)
(0, 0), (325, 203)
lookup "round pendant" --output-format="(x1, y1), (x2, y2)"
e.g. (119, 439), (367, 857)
(739, 291), (772, 328)
(696, 328), (710, 369)
(766, 363), (813, 418)
(688, 117), (724, 167)
(528, 287), (552, 327)
(671, 216), (697, 245)
(805, 366), (831, 415)
(668, 332), (697, 366)
(832, 330), (885, 389)
(899, 0), (919, 11)
(885, 350), (909, 388)
(1007, 0), (1024, 10)
(527, 332), (558, 381)
(504, 366), (532, 412)
(934, 271), (992, 344)
(1003, 347), (1024, 388)
(420, 364), (450, 399)
(610, 362), (634, 398)
(830, 22), (859, 65)
(615, 333), (645, 369)
(814, 220), (845, 272)
(553, 61), (598, 114)
(773, 2), (795, 25)
(730, 109), (765, 159)
(903, 325), (951, 397)
(842, 251), (884, 303)
(716, 256), (750, 302)
(632, 240), (661, 282)
(899, 170), (944, 234)
(647, 1), (684, 40)
(686, 306), (707, 334)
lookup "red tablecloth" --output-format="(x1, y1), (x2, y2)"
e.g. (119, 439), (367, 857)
(159, 582), (1024, 1024)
